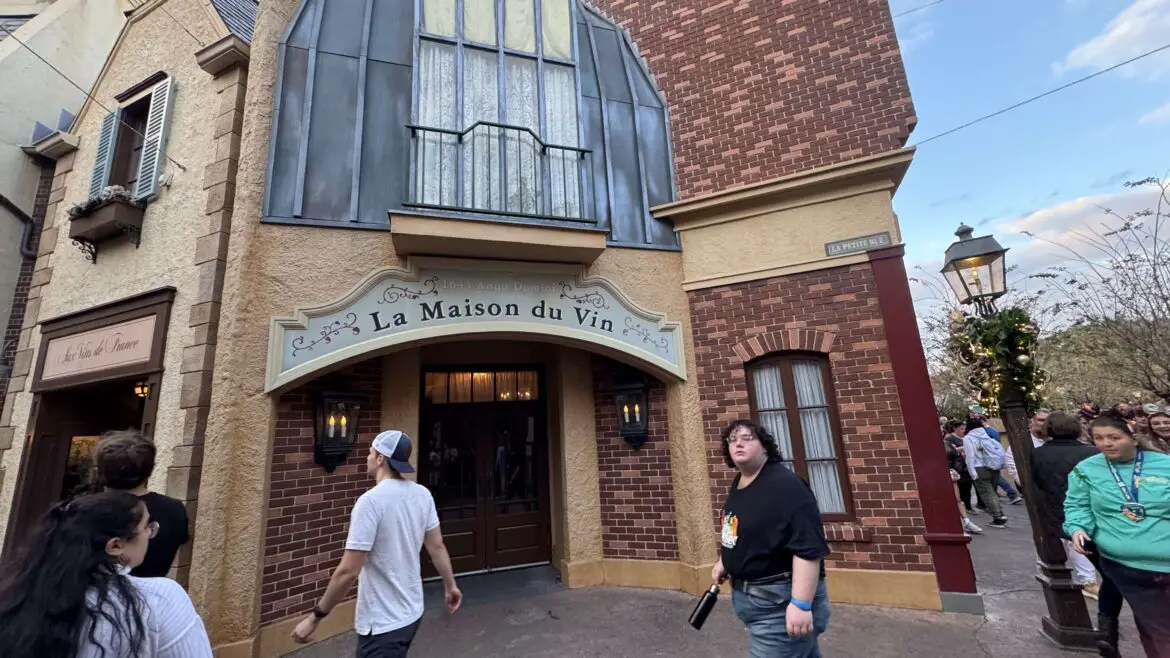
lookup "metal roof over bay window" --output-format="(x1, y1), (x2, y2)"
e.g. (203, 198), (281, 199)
(263, 0), (679, 250)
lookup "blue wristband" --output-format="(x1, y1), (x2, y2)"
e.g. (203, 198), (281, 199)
(790, 598), (813, 611)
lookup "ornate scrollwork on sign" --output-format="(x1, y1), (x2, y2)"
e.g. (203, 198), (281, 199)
(291, 313), (360, 356)
(622, 317), (669, 354)
(379, 276), (439, 304)
(559, 281), (609, 309)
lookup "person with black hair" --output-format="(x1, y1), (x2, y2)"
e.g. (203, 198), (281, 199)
(95, 430), (190, 579)
(712, 419), (831, 657)
(1067, 416), (1170, 658)
(0, 491), (212, 657)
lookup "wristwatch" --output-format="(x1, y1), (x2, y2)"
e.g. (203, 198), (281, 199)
(312, 605), (329, 619)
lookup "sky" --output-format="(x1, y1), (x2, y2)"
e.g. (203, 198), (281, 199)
(890, 0), (1170, 303)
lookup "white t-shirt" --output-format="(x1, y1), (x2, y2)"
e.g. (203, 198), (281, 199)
(79, 573), (213, 657)
(345, 478), (440, 635)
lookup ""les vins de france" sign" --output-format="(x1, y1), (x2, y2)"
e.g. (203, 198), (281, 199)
(266, 261), (685, 391)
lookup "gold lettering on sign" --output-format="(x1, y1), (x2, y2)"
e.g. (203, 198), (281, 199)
(41, 315), (157, 381)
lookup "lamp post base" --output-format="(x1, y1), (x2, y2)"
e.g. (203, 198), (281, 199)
(1040, 616), (1102, 650)
(1033, 557), (1098, 649)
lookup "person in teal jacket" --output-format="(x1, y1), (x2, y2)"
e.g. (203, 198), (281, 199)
(1065, 416), (1170, 657)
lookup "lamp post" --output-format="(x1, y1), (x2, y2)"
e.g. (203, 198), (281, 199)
(942, 225), (1098, 649)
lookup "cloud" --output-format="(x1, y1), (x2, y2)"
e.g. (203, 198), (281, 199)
(1139, 100), (1170, 123)
(890, 0), (937, 54)
(995, 184), (1163, 276)
(1056, 0), (1170, 80)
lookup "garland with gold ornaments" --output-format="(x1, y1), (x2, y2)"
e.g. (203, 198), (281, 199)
(946, 307), (1047, 416)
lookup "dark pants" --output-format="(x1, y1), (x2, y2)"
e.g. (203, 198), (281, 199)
(356, 620), (421, 658)
(1084, 542), (1123, 619)
(957, 478), (974, 512)
(973, 467), (1004, 519)
(1100, 557), (1170, 658)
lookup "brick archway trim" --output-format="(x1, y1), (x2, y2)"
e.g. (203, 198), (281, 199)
(731, 328), (837, 364)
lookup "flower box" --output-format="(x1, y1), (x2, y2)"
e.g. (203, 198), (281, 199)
(68, 198), (145, 243)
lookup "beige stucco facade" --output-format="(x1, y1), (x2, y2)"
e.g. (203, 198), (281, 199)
(0, 0), (126, 358)
(0, 0), (233, 550)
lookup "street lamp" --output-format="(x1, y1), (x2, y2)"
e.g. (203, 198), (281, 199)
(942, 226), (1098, 650)
(940, 224), (1008, 317)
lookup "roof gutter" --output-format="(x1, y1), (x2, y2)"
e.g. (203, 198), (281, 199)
(0, 193), (41, 260)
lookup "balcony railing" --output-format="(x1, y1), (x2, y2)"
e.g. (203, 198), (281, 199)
(406, 121), (596, 223)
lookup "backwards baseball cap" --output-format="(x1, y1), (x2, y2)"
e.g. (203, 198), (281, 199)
(372, 430), (415, 473)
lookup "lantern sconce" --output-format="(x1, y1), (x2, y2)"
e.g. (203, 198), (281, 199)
(315, 391), (363, 472)
(613, 379), (650, 450)
(133, 381), (151, 398)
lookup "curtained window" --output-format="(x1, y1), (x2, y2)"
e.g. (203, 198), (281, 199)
(413, 0), (583, 219)
(747, 354), (853, 519)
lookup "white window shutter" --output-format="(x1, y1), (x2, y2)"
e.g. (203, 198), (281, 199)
(88, 110), (120, 199)
(134, 77), (176, 201)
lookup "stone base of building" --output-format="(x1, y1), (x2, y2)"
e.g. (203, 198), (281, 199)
(225, 564), (945, 658)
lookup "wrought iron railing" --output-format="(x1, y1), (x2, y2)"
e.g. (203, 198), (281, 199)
(406, 121), (596, 223)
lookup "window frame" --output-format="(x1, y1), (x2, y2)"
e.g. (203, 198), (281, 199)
(411, 0), (583, 138)
(745, 352), (855, 521)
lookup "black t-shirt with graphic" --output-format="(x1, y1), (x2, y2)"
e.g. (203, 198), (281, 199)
(720, 461), (831, 582)
(132, 492), (190, 578)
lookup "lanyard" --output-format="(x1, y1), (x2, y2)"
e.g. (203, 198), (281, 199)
(1106, 451), (1144, 504)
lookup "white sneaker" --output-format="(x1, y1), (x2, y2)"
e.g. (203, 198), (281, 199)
(963, 518), (983, 535)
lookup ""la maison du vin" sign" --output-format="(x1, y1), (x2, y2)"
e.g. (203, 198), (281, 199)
(266, 262), (685, 390)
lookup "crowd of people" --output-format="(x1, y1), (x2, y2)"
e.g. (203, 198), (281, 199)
(942, 402), (1170, 658)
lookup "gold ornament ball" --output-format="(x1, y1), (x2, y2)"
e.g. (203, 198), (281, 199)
(1016, 354), (1031, 365)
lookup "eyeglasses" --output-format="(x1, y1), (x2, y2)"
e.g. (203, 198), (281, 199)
(145, 521), (159, 540)
(725, 433), (759, 445)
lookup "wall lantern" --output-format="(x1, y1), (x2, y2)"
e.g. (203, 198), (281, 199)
(315, 391), (363, 472)
(940, 224), (1009, 316)
(613, 380), (650, 450)
(133, 381), (151, 398)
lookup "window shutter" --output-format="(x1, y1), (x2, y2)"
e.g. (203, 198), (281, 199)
(87, 110), (120, 199)
(133, 77), (176, 201)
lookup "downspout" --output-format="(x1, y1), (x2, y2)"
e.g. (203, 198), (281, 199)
(0, 192), (40, 259)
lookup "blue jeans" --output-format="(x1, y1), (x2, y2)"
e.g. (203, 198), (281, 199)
(731, 578), (830, 657)
(998, 476), (1019, 498)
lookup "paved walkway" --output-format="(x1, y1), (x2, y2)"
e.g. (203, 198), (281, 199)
(288, 503), (1142, 657)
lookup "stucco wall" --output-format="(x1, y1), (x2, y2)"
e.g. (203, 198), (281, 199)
(0, 0), (227, 550)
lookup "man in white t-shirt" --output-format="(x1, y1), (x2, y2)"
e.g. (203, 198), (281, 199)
(292, 430), (462, 656)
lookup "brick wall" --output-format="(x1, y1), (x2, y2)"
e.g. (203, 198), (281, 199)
(261, 361), (382, 624)
(688, 263), (933, 574)
(0, 161), (52, 395)
(592, 0), (916, 199)
(592, 355), (678, 561)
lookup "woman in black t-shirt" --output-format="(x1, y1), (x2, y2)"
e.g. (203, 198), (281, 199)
(712, 420), (831, 657)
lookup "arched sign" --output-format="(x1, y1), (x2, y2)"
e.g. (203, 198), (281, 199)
(265, 259), (686, 391)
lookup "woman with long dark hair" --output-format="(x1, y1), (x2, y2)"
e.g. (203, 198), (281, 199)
(1066, 416), (1170, 657)
(0, 491), (212, 657)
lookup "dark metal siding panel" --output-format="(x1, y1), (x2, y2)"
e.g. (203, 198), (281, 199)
(637, 105), (675, 244)
(287, 0), (321, 48)
(369, 0), (414, 65)
(580, 96), (609, 231)
(317, 0), (367, 57)
(301, 53), (361, 221)
(604, 98), (644, 244)
(591, 27), (631, 104)
(358, 61), (412, 224)
(267, 47), (310, 218)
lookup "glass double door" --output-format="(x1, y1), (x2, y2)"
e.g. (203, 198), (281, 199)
(419, 403), (550, 576)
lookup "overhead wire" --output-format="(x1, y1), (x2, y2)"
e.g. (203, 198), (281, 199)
(893, 0), (949, 19)
(912, 42), (1170, 146)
